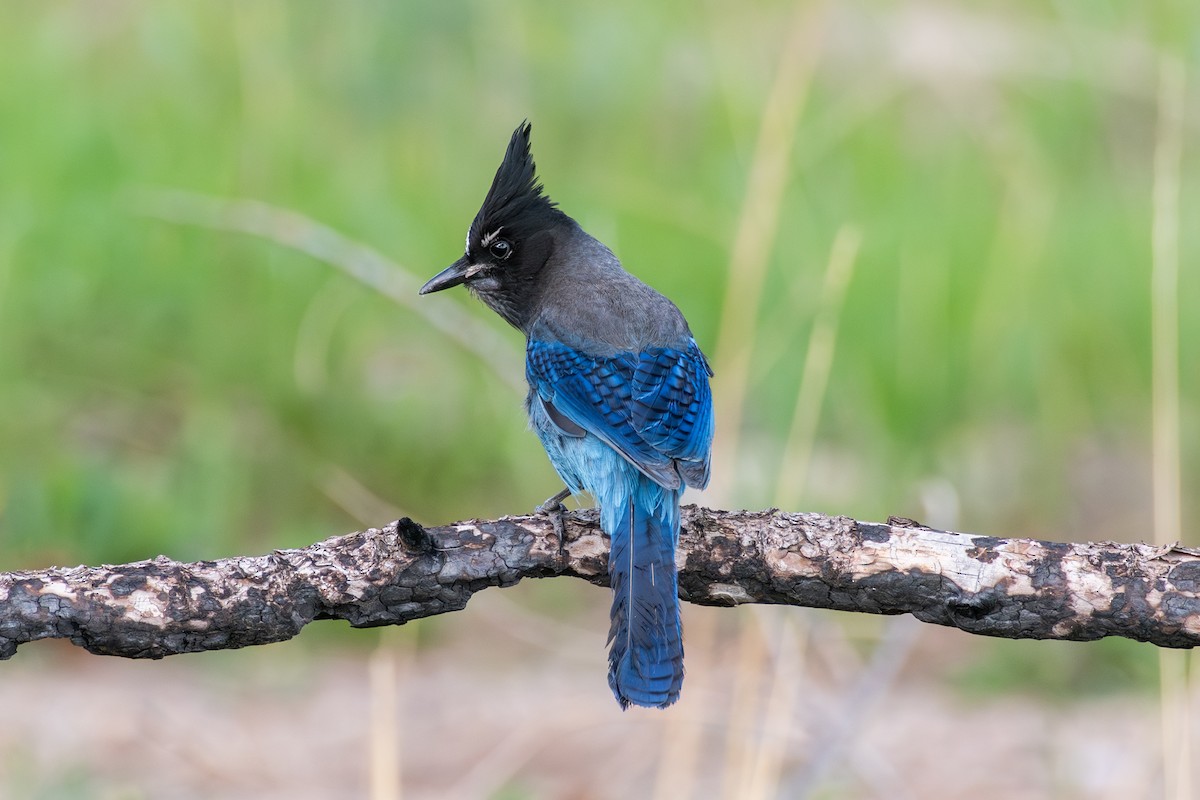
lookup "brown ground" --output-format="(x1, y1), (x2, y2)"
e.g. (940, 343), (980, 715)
(0, 585), (1184, 800)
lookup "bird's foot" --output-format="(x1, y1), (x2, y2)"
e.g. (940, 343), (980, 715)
(536, 487), (572, 552)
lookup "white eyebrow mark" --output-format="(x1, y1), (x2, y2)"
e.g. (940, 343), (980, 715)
(480, 227), (504, 248)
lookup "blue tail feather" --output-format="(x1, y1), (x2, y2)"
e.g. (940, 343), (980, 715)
(606, 481), (684, 709)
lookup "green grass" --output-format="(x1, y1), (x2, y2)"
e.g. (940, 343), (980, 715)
(953, 636), (1161, 701)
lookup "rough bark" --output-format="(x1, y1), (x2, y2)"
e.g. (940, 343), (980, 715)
(3, 507), (1200, 660)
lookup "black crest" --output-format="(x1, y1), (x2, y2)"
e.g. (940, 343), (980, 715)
(470, 121), (562, 245)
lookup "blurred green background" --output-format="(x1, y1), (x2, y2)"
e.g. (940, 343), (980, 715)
(0, 2), (1197, 798)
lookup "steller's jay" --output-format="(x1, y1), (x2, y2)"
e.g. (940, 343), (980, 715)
(420, 122), (713, 709)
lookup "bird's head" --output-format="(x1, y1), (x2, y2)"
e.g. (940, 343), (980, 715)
(420, 121), (567, 329)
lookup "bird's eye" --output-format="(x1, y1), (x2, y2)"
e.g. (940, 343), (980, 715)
(489, 239), (512, 260)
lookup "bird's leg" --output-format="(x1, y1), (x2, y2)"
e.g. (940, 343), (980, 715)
(536, 486), (572, 551)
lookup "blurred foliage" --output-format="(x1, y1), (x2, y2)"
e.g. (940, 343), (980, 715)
(0, 2), (1197, 704)
(953, 636), (1160, 700)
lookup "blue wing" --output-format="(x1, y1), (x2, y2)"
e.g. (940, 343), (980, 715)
(526, 338), (713, 490)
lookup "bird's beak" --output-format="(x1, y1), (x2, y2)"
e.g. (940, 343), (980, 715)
(419, 256), (472, 295)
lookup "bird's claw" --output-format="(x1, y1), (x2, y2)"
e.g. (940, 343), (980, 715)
(536, 487), (572, 552)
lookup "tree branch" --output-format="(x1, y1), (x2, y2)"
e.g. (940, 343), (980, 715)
(3, 507), (1200, 660)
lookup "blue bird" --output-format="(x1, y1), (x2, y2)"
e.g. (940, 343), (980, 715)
(420, 122), (713, 709)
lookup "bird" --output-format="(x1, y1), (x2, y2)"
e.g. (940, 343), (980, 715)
(419, 122), (713, 709)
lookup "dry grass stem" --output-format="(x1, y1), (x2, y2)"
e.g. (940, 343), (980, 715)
(708, 3), (828, 504)
(1150, 53), (1189, 800)
(774, 225), (861, 510)
(129, 188), (526, 396)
